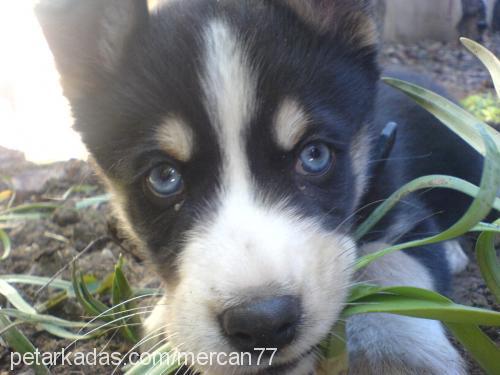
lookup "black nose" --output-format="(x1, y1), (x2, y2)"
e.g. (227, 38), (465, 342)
(220, 295), (301, 351)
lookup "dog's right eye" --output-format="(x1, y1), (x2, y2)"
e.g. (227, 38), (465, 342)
(145, 164), (184, 198)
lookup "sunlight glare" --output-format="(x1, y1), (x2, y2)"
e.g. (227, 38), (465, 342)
(0, 1), (87, 164)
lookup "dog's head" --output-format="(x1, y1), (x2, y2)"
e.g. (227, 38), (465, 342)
(38, 0), (379, 373)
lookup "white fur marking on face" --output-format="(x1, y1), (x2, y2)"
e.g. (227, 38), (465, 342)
(201, 20), (256, 196)
(156, 117), (194, 162)
(273, 98), (310, 151)
(350, 126), (372, 209)
(171, 205), (356, 374)
(144, 19), (357, 375)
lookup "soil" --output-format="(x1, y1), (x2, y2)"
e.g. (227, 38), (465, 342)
(1, 34), (499, 375)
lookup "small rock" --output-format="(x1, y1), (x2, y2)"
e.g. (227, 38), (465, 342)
(52, 207), (80, 227)
(11, 164), (66, 194)
(100, 248), (115, 261)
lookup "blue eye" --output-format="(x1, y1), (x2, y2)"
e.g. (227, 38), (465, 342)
(146, 164), (184, 197)
(296, 142), (333, 175)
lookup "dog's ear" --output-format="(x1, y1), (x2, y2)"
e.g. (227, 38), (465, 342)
(36, 0), (149, 101)
(279, 0), (377, 51)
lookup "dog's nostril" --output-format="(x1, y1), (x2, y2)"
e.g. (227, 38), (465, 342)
(219, 295), (301, 352)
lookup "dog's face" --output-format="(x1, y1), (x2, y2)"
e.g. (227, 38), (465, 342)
(38, 0), (379, 373)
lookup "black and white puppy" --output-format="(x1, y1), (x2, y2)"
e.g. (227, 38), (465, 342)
(37, 0), (482, 374)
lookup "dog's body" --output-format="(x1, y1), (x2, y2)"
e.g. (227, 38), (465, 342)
(37, 1), (482, 373)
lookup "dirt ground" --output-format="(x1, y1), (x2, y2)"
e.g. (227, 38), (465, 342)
(1, 35), (499, 374)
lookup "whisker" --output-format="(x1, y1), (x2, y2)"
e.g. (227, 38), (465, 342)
(65, 310), (158, 352)
(112, 325), (168, 370)
(69, 293), (162, 345)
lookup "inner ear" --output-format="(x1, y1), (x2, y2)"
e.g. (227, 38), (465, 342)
(36, 0), (149, 101)
(278, 0), (378, 50)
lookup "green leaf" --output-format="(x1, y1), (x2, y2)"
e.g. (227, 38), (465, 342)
(0, 280), (37, 314)
(0, 277), (103, 340)
(72, 265), (107, 318)
(347, 285), (466, 304)
(79, 273), (110, 314)
(1, 274), (75, 297)
(112, 256), (141, 343)
(382, 78), (500, 156)
(0, 212), (49, 222)
(318, 321), (349, 375)
(355, 175), (500, 241)
(471, 222), (500, 233)
(462, 93), (500, 124)
(35, 290), (68, 313)
(460, 38), (500, 98)
(475, 219), (500, 303)
(42, 324), (100, 340)
(61, 184), (98, 200)
(343, 287), (500, 326)
(446, 323), (500, 375)
(0, 202), (60, 215)
(347, 284), (383, 302)
(0, 274), (151, 297)
(0, 312), (50, 375)
(0, 309), (96, 329)
(76, 194), (111, 209)
(0, 228), (11, 261)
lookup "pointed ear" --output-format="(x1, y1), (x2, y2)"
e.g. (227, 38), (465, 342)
(36, 0), (149, 101)
(279, 0), (378, 51)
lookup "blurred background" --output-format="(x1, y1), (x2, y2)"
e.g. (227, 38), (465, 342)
(0, 0), (499, 164)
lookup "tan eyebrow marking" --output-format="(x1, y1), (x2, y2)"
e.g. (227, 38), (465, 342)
(156, 117), (194, 162)
(273, 98), (310, 151)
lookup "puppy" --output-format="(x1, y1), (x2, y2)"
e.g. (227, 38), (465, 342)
(37, 1), (481, 374)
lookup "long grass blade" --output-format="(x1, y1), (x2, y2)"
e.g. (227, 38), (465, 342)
(382, 78), (500, 156)
(460, 38), (500, 98)
(0, 228), (11, 260)
(356, 126), (500, 270)
(112, 257), (141, 343)
(475, 219), (500, 303)
(355, 175), (500, 241)
(447, 323), (500, 375)
(343, 287), (500, 326)
(0, 312), (50, 375)
(0, 275), (74, 295)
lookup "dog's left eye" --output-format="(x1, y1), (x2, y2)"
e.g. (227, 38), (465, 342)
(146, 164), (184, 198)
(296, 142), (334, 176)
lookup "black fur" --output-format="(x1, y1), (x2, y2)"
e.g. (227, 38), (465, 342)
(38, 0), (381, 281)
(358, 68), (483, 293)
(37, 0), (483, 342)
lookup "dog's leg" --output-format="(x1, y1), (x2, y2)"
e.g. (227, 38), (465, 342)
(444, 240), (469, 275)
(347, 242), (466, 375)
